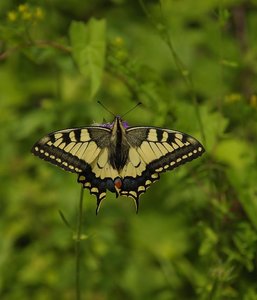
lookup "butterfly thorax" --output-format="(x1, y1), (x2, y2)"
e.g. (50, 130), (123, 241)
(109, 116), (129, 171)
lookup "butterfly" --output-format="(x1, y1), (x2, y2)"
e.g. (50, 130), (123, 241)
(31, 116), (205, 213)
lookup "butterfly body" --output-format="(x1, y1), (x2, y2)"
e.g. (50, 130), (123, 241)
(109, 116), (129, 170)
(32, 116), (205, 213)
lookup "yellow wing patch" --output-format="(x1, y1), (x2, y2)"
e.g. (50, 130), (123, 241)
(147, 129), (158, 141)
(91, 148), (119, 180)
(120, 148), (147, 178)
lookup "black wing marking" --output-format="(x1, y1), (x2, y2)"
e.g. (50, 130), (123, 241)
(120, 126), (205, 211)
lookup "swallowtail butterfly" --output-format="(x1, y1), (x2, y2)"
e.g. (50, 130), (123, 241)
(32, 116), (205, 213)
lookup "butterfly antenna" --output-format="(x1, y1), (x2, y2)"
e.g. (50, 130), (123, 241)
(121, 102), (142, 118)
(97, 101), (116, 117)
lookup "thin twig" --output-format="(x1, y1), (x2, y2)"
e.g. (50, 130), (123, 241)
(0, 40), (71, 61)
(75, 185), (84, 300)
(0, 45), (23, 60)
(36, 40), (71, 53)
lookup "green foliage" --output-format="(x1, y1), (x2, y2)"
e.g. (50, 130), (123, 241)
(1, 0), (257, 299)
(69, 19), (106, 99)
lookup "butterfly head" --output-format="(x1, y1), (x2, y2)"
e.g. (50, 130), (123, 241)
(116, 116), (129, 129)
(100, 116), (129, 129)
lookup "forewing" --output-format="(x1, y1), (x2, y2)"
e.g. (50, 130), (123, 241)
(32, 127), (111, 172)
(121, 126), (205, 208)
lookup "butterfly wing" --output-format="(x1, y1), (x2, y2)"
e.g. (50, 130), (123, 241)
(32, 123), (205, 213)
(120, 126), (205, 210)
(31, 126), (119, 211)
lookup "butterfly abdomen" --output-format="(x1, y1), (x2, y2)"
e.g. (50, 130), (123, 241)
(109, 117), (129, 171)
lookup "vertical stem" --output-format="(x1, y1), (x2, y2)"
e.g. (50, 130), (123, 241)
(75, 185), (84, 300)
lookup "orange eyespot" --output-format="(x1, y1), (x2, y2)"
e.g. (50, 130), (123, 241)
(114, 177), (122, 189)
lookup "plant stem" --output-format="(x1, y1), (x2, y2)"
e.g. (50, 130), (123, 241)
(75, 185), (84, 300)
(0, 40), (70, 61)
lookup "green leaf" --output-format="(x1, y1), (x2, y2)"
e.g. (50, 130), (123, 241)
(233, 168), (257, 231)
(69, 18), (106, 99)
(199, 225), (218, 256)
(214, 139), (254, 171)
(199, 105), (229, 151)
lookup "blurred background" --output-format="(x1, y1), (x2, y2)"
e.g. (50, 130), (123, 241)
(1, 0), (257, 299)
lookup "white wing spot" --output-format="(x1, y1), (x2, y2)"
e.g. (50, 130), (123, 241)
(151, 173), (159, 179)
(138, 186), (145, 192)
(99, 192), (106, 199)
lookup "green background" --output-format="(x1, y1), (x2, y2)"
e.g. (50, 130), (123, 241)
(1, 0), (257, 299)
